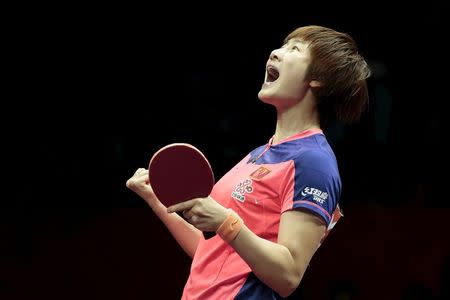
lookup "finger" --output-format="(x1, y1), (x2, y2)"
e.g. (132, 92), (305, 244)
(183, 209), (193, 220)
(167, 199), (198, 213)
(133, 171), (148, 182)
(136, 169), (148, 175)
(127, 169), (149, 188)
(138, 172), (148, 180)
(188, 214), (198, 225)
(134, 168), (146, 175)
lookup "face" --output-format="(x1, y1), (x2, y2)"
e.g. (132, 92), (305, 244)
(258, 38), (314, 108)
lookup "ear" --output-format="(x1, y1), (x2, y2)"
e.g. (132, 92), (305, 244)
(309, 80), (322, 88)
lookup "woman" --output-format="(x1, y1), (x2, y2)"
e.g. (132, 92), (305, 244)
(126, 25), (371, 299)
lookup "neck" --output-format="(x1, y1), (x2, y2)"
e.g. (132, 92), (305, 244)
(273, 99), (320, 144)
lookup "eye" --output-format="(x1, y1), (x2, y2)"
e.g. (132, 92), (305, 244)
(292, 45), (300, 51)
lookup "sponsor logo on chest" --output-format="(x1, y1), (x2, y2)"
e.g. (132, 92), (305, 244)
(231, 179), (253, 202)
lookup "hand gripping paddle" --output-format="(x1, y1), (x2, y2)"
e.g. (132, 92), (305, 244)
(148, 143), (216, 239)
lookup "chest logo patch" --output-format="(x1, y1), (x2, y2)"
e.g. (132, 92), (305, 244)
(250, 166), (271, 180)
(231, 179), (253, 202)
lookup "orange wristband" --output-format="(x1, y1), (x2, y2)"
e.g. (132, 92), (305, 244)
(216, 209), (243, 243)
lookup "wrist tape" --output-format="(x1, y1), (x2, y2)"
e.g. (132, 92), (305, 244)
(216, 209), (243, 243)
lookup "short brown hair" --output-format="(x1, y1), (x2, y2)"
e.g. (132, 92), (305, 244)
(285, 25), (371, 126)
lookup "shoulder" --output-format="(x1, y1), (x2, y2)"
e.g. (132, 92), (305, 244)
(292, 147), (339, 175)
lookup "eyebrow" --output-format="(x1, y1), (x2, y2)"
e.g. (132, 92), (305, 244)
(283, 38), (303, 46)
(289, 38), (303, 43)
(286, 38), (304, 45)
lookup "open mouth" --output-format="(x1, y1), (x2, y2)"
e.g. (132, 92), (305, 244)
(266, 65), (279, 83)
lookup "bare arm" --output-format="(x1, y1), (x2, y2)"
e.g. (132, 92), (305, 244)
(168, 198), (325, 297)
(229, 209), (325, 297)
(126, 168), (201, 258)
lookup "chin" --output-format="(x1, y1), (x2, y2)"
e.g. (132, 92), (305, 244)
(257, 90), (276, 106)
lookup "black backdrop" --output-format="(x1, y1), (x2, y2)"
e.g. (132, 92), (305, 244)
(2, 2), (447, 300)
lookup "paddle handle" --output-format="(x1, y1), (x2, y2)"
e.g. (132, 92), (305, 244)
(203, 231), (216, 240)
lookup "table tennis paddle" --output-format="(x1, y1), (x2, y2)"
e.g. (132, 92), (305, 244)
(148, 143), (216, 240)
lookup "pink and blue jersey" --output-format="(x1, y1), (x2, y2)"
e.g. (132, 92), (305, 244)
(182, 128), (343, 299)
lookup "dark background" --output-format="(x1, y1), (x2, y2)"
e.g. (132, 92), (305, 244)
(2, 2), (448, 299)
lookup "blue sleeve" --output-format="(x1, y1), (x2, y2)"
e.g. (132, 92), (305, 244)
(290, 150), (341, 226)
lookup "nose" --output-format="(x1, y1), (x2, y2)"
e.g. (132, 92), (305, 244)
(269, 48), (281, 61)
